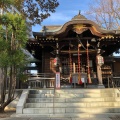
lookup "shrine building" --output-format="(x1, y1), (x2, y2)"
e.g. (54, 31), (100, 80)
(26, 12), (120, 89)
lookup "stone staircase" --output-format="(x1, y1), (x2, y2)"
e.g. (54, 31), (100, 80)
(16, 89), (120, 118)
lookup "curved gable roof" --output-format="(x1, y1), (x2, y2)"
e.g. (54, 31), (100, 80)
(53, 13), (115, 37)
(37, 12), (120, 37)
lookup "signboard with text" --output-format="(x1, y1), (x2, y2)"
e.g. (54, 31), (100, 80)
(56, 72), (60, 89)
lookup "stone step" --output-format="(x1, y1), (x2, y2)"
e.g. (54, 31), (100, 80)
(28, 93), (54, 98)
(16, 89), (120, 115)
(26, 97), (120, 103)
(12, 113), (120, 118)
(30, 89), (95, 93)
(23, 107), (120, 114)
(28, 93), (115, 98)
(29, 90), (54, 94)
(25, 101), (120, 108)
(29, 89), (116, 94)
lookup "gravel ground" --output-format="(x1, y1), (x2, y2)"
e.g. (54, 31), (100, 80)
(0, 110), (15, 118)
(110, 116), (120, 120)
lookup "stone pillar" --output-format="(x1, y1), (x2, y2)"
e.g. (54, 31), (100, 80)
(96, 52), (104, 88)
(97, 62), (103, 84)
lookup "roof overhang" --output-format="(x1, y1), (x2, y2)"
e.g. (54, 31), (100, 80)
(33, 20), (119, 38)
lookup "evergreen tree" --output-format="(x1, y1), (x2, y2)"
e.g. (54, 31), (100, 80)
(0, 0), (59, 112)
(0, 13), (28, 112)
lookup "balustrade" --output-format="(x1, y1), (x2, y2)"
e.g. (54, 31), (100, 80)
(27, 73), (55, 88)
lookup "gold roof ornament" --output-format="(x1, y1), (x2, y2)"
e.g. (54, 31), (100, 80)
(105, 35), (114, 39)
(55, 38), (58, 41)
(101, 35), (114, 40)
(46, 36), (54, 40)
(101, 37), (105, 39)
(73, 24), (88, 34)
(72, 11), (87, 20)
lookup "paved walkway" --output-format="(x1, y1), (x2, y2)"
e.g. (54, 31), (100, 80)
(0, 112), (120, 120)
(0, 116), (119, 120)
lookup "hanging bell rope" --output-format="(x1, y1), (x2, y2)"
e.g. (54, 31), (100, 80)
(78, 44), (82, 84)
(87, 41), (92, 83)
(77, 35), (86, 50)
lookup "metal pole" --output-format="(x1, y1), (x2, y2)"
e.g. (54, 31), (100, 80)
(43, 73), (46, 88)
(108, 76), (110, 88)
(53, 40), (59, 114)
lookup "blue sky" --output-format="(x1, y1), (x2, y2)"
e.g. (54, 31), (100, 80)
(32, 0), (93, 32)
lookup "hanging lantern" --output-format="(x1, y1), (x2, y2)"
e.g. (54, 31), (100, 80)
(78, 44), (82, 48)
(96, 55), (104, 66)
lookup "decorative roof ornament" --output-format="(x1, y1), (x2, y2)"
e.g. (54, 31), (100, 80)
(78, 10), (81, 15)
(73, 24), (88, 34)
(72, 10), (87, 20)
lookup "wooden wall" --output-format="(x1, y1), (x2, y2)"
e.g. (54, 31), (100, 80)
(113, 62), (120, 73)
(44, 52), (55, 74)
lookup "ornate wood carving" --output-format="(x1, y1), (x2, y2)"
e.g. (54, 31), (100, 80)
(73, 24), (88, 34)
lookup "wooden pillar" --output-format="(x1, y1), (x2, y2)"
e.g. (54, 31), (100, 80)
(73, 62), (76, 73)
(42, 48), (45, 73)
(56, 41), (59, 72)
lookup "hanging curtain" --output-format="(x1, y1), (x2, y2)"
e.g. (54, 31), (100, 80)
(69, 45), (72, 83)
(78, 44), (82, 84)
(86, 41), (92, 83)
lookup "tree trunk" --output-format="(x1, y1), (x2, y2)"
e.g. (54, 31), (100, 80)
(0, 107), (5, 113)
(0, 97), (12, 113)
(0, 67), (13, 113)
(1, 69), (5, 106)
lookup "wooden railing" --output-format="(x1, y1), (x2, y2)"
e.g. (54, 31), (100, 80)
(107, 76), (120, 91)
(103, 72), (120, 89)
(27, 73), (55, 88)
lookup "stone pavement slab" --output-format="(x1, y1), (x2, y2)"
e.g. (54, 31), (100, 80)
(29, 118), (70, 120)
(0, 118), (30, 120)
(0, 117), (113, 120)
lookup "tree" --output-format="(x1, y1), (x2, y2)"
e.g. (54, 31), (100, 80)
(0, 0), (14, 14)
(0, 0), (59, 112)
(15, 0), (59, 25)
(86, 0), (120, 30)
(0, 13), (28, 112)
(0, 0), (59, 25)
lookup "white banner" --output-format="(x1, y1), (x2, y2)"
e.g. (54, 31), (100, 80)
(56, 72), (60, 89)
